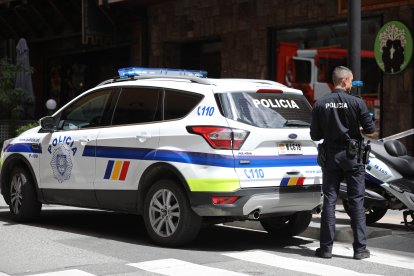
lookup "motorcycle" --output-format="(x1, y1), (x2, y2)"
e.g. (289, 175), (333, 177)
(339, 128), (414, 229)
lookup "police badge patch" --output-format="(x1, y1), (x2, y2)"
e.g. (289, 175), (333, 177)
(50, 144), (73, 183)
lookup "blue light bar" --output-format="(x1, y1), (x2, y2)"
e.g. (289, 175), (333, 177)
(352, 80), (364, 87)
(118, 67), (208, 78)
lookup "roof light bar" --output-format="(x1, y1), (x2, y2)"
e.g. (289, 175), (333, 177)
(256, 89), (283, 93)
(118, 67), (208, 78)
(352, 80), (364, 87)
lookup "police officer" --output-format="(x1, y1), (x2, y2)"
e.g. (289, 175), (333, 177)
(310, 66), (377, 260)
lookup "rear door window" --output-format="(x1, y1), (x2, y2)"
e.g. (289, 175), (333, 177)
(164, 89), (203, 120)
(112, 87), (162, 125)
(219, 92), (312, 128)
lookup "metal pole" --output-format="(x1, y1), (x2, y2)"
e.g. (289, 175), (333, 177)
(348, 0), (361, 81)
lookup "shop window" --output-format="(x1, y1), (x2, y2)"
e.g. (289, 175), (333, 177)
(269, 17), (382, 130)
(292, 59), (312, 84)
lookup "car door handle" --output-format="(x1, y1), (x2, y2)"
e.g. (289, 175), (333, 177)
(286, 171), (300, 175)
(79, 138), (90, 145)
(136, 133), (151, 142)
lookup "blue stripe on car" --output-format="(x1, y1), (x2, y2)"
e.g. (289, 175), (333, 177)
(3, 143), (42, 154)
(104, 160), (115, 179)
(83, 145), (317, 168)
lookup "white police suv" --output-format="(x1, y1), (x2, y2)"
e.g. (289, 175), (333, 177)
(0, 68), (322, 246)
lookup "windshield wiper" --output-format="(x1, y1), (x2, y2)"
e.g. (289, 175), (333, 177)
(284, 120), (311, 127)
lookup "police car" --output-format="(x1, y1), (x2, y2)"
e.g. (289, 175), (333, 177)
(0, 67), (322, 246)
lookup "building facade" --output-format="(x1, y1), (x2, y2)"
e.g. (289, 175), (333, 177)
(0, 0), (413, 152)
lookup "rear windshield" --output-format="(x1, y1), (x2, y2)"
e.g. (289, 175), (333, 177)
(219, 92), (312, 128)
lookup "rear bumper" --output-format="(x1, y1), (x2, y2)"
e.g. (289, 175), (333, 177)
(189, 185), (322, 218)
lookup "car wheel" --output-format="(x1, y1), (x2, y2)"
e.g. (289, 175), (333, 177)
(342, 199), (387, 224)
(260, 211), (312, 237)
(9, 166), (42, 222)
(143, 179), (201, 247)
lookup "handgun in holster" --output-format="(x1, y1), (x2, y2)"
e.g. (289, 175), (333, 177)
(361, 140), (371, 165)
(346, 139), (359, 159)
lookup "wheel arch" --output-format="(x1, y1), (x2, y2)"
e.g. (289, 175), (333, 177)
(136, 162), (191, 214)
(1, 153), (44, 204)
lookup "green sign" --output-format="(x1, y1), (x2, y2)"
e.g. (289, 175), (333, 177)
(374, 21), (413, 74)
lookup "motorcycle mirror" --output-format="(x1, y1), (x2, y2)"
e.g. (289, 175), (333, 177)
(369, 112), (376, 122)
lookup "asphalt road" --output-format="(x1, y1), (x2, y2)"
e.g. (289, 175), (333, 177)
(0, 196), (413, 276)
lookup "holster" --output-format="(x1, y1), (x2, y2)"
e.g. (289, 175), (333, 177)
(361, 140), (371, 165)
(317, 143), (327, 167)
(347, 138), (371, 164)
(346, 139), (359, 159)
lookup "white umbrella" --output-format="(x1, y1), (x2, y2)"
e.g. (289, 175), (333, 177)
(15, 38), (34, 118)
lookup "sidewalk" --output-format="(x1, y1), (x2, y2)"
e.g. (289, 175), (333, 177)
(226, 205), (409, 242)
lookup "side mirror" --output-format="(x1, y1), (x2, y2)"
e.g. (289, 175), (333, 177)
(40, 116), (57, 132)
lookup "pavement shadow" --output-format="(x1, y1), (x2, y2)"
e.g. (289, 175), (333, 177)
(370, 221), (413, 232)
(0, 206), (313, 253)
(0, 207), (151, 244)
(190, 224), (314, 252)
(313, 215), (412, 232)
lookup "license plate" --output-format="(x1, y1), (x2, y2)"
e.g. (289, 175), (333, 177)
(278, 142), (302, 155)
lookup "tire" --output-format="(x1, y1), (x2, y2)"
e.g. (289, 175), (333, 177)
(8, 166), (42, 222)
(260, 211), (312, 237)
(342, 199), (388, 224)
(143, 179), (201, 247)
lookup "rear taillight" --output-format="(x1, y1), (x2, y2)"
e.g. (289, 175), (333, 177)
(212, 196), (238, 205)
(187, 126), (249, 150)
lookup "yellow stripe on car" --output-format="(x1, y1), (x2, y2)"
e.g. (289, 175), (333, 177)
(187, 178), (240, 192)
(288, 177), (298, 186)
(111, 160), (122, 180)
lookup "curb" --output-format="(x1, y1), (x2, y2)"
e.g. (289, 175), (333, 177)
(224, 218), (392, 242)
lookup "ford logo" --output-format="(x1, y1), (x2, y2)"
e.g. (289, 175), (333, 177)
(288, 133), (298, 139)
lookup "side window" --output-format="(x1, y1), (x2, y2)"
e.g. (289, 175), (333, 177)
(292, 59), (312, 83)
(164, 89), (203, 120)
(112, 87), (162, 125)
(58, 89), (112, 130)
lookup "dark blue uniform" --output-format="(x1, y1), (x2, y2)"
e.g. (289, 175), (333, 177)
(310, 88), (375, 255)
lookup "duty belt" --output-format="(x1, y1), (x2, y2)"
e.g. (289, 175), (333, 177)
(325, 141), (349, 149)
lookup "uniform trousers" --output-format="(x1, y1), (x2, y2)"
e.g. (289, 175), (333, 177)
(320, 147), (367, 254)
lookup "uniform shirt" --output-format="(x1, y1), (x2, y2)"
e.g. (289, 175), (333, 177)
(310, 88), (375, 144)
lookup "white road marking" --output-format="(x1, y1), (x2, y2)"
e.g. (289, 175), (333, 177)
(28, 269), (95, 276)
(128, 258), (247, 276)
(305, 245), (414, 270)
(218, 223), (267, 233)
(223, 250), (381, 276)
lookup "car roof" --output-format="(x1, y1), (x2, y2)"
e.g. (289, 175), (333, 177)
(206, 78), (303, 94)
(95, 75), (303, 95)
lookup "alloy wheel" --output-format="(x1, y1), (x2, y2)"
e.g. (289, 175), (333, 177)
(149, 189), (180, 237)
(10, 172), (25, 214)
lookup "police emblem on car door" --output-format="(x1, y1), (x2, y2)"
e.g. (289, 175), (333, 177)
(50, 141), (73, 183)
(39, 89), (113, 207)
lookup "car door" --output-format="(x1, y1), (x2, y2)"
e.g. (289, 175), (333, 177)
(39, 89), (113, 207)
(94, 86), (162, 211)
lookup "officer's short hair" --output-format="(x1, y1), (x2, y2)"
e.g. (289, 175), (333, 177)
(332, 66), (352, 86)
